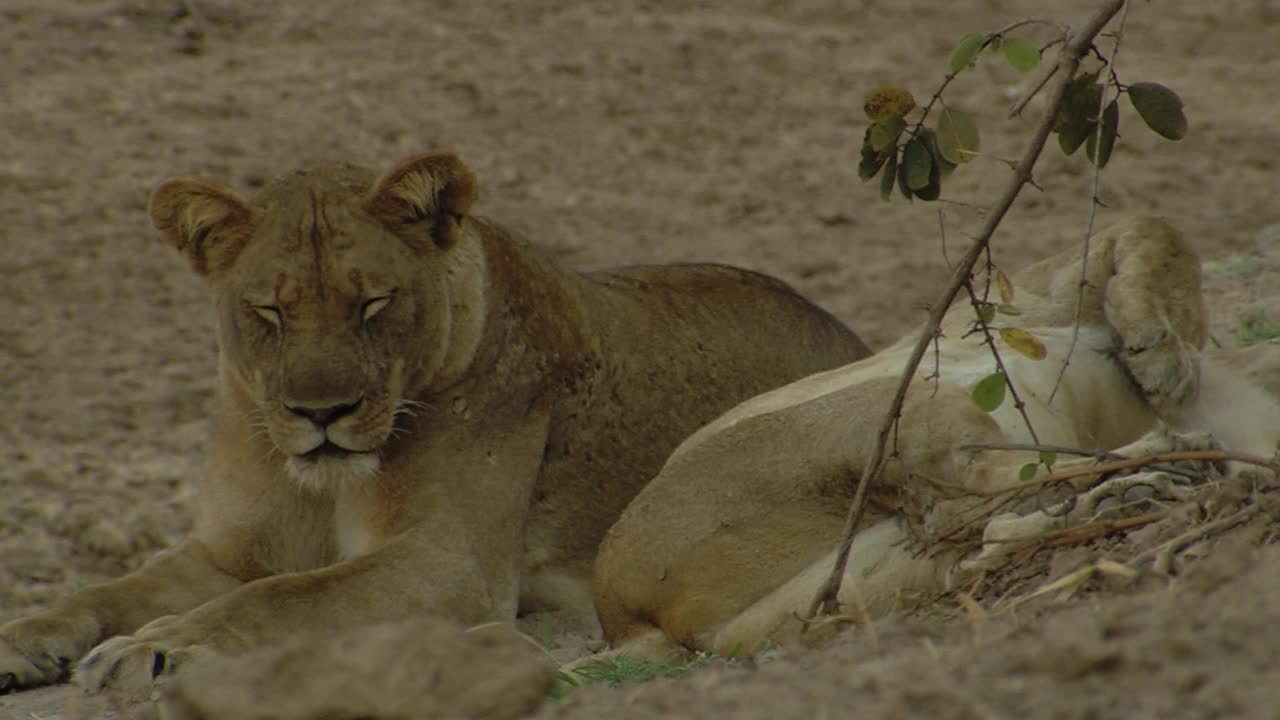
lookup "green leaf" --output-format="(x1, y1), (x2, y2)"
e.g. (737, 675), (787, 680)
(1039, 450), (1057, 468)
(936, 107), (980, 164)
(1058, 119), (1095, 156)
(1085, 99), (1120, 168)
(914, 129), (943, 201)
(858, 127), (889, 180)
(997, 303), (1022, 316)
(1001, 37), (1041, 73)
(972, 371), (1007, 412)
(1128, 82), (1187, 141)
(977, 302), (996, 325)
(879, 149), (898, 201)
(869, 115), (906, 153)
(1019, 462), (1038, 482)
(950, 33), (986, 74)
(1055, 72), (1102, 156)
(903, 137), (933, 191)
(896, 153), (914, 201)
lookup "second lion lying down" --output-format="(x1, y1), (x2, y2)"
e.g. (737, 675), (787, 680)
(595, 216), (1280, 658)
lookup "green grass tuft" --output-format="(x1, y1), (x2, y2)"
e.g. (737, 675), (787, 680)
(1237, 310), (1280, 347)
(548, 649), (743, 702)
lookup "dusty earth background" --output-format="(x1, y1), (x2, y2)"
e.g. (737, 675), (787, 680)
(3, 0), (1280, 717)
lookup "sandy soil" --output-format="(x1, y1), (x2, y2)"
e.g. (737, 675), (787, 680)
(2, 0), (1279, 718)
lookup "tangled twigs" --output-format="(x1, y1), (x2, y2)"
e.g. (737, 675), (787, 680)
(975, 449), (1280, 498)
(805, 0), (1127, 621)
(1128, 503), (1263, 574)
(1038, 509), (1167, 548)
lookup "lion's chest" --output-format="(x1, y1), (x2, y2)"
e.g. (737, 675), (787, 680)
(333, 486), (380, 560)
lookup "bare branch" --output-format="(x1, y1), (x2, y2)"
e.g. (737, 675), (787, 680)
(1050, 0), (1132, 404)
(955, 441), (1206, 481)
(1008, 64), (1060, 118)
(974, 449), (1279, 498)
(806, 0), (1128, 620)
(961, 280), (1041, 444)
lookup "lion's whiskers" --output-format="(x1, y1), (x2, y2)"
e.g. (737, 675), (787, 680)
(392, 398), (431, 421)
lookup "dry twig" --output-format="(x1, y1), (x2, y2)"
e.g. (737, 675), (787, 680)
(975, 449), (1278, 498)
(1128, 504), (1262, 573)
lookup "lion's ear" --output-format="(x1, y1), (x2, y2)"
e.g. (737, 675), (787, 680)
(149, 179), (254, 276)
(364, 153), (477, 250)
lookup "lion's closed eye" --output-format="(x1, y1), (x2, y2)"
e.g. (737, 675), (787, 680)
(252, 304), (283, 329)
(362, 293), (395, 323)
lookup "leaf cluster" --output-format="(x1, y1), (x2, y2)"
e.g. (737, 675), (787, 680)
(1056, 74), (1187, 168)
(860, 32), (1041, 202)
(859, 88), (978, 202)
(860, 30), (1190, 200)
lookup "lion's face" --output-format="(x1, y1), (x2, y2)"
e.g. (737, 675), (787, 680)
(150, 155), (481, 489)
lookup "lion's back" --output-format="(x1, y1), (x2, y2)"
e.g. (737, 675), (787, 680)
(524, 262), (869, 583)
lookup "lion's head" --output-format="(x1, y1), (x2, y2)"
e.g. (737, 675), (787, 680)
(150, 154), (487, 489)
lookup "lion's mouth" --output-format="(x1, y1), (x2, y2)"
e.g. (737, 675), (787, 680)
(287, 441), (381, 490)
(300, 440), (365, 460)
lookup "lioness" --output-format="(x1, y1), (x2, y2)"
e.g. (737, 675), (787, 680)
(0, 153), (869, 693)
(595, 217), (1280, 658)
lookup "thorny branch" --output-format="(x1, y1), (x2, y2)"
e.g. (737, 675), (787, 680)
(806, 0), (1127, 620)
(1023, 450), (1277, 494)
(961, 280), (1041, 444)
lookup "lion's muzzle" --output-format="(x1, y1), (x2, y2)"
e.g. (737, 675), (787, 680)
(286, 397), (364, 427)
(274, 396), (389, 489)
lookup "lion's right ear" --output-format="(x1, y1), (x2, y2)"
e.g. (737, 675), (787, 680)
(149, 179), (254, 276)
(363, 153), (477, 251)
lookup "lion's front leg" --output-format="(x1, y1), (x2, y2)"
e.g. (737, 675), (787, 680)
(75, 406), (552, 697)
(0, 539), (242, 693)
(75, 519), (498, 696)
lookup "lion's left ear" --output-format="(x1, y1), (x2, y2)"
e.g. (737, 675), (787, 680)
(150, 179), (255, 277)
(364, 153), (477, 250)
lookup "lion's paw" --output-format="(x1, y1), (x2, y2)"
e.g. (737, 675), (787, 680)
(1117, 422), (1219, 458)
(76, 616), (211, 698)
(0, 612), (97, 693)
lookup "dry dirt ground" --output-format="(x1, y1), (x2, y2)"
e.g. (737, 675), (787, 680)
(3, 0), (1280, 718)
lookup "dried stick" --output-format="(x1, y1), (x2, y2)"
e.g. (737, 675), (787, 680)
(1127, 504), (1262, 572)
(974, 449), (1279, 498)
(806, 0), (1126, 619)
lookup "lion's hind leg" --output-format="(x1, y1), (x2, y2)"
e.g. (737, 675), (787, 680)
(704, 518), (952, 657)
(1097, 218), (1207, 413)
(1012, 218), (1206, 413)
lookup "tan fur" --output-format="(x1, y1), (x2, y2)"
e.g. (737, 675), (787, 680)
(0, 153), (869, 694)
(594, 217), (1280, 658)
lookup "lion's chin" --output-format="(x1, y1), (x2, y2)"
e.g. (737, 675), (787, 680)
(286, 450), (381, 493)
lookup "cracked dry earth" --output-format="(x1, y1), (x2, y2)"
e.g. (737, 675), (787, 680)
(3, 1), (1280, 718)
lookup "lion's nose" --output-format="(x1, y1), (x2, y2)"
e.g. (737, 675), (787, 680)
(287, 398), (363, 427)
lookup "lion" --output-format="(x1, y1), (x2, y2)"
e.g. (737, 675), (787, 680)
(0, 153), (871, 694)
(594, 217), (1280, 659)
